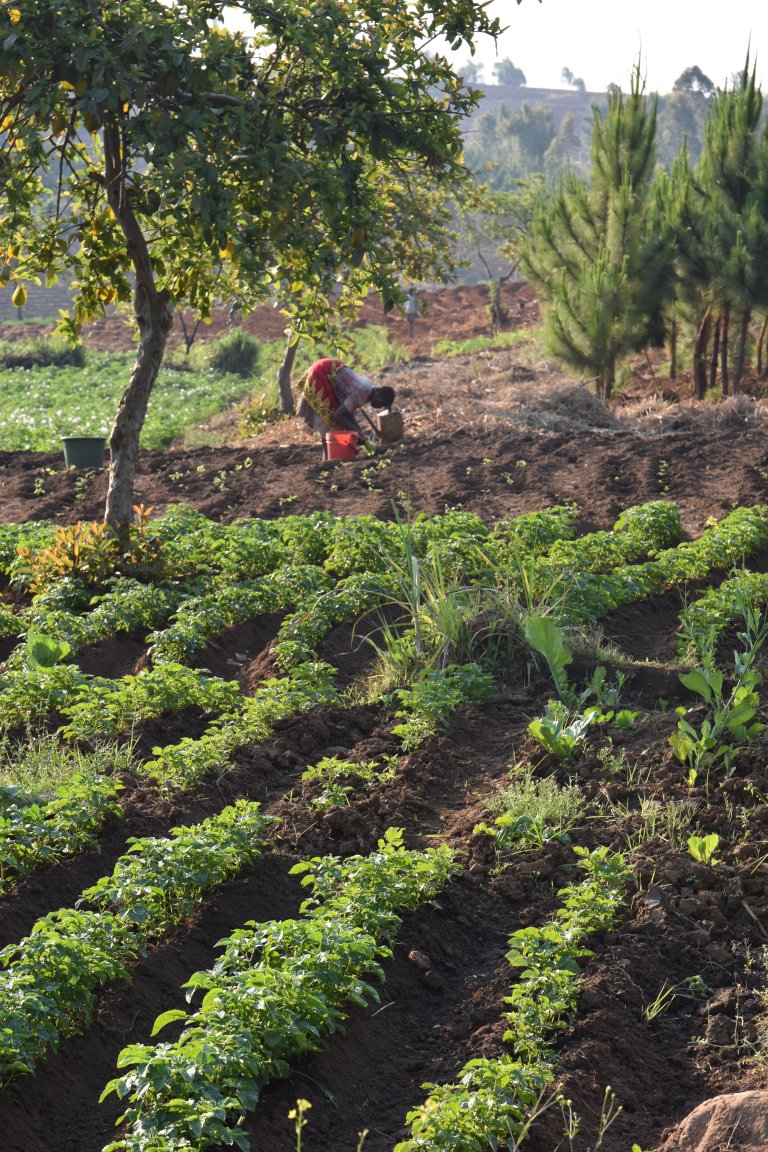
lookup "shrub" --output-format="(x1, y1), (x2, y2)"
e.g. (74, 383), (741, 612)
(0, 336), (86, 369)
(14, 505), (167, 593)
(208, 329), (261, 377)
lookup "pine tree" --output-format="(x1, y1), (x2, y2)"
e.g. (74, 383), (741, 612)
(521, 68), (674, 399)
(685, 58), (768, 393)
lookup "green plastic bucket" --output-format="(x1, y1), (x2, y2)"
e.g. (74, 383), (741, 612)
(61, 436), (107, 469)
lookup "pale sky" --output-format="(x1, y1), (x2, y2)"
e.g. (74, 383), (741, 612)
(223, 2), (768, 96)
(458, 0), (767, 94)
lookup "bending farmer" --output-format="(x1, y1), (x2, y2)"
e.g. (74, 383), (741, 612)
(295, 358), (395, 454)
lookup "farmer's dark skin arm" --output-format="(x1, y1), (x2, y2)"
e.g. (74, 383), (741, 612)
(332, 404), (366, 436)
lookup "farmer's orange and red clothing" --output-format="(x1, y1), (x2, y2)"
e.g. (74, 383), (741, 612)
(296, 358), (345, 430)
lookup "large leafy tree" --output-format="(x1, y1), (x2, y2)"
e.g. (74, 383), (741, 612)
(0, 0), (502, 522)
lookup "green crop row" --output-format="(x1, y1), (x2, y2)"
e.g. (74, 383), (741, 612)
(677, 569), (768, 659)
(147, 562), (330, 666)
(396, 846), (631, 1151)
(562, 505), (768, 624)
(100, 829), (458, 1152)
(58, 663), (244, 741)
(392, 662), (496, 750)
(24, 578), (182, 657)
(537, 500), (682, 579)
(0, 771), (123, 892)
(144, 661), (336, 791)
(0, 655), (244, 739)
(0, 801), (273, 1086)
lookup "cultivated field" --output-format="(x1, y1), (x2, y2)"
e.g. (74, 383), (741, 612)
(0, 287), (767, 1152)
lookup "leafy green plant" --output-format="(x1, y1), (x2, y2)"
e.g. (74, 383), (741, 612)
(527, 699), (600, 761)
(475, 766), (585, 867)
(524, 614), (572, 700)
(207, 329), (261, 377)
(687, 833), (721, 865)
(100, 831), (457, 1152)
(24, 631), (71, 669)
(392, 663), (495, 750)
(14, 506), (167, 593)
(0, 771), (123, 892)
(301, 757), (388, 812)
(670, 663), (764, 782)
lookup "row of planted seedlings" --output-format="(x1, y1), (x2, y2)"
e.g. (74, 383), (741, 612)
(1, 500), (768, 1148)
(418, 503), (768, 1149)
(95, 507), (762, 1146)
(93, 624), (642, 1152)
(1, 499), (766, 889)
(0, 500), (590, 1122)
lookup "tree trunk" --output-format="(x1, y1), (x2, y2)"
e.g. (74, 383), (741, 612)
(106, 285), (173, 524)
(693, 309), (710, 400)
(179, 311), (202, 355)
(600, 359), (614, 402)
(759, 314), (768, 378)
(669, 318), (677, 380)
(277, 334), (298, 414)
(709, 317), (720, 394)
(731, 309), (751, 395)
(102, 116), (173, 526)
(720, 307), (730, 395)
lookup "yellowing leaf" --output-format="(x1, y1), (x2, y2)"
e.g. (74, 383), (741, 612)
(7, 8), (20, 24)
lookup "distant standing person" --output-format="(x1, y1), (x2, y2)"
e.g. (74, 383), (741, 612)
(295, 357), (395, 456)
(405, 286), (419, 338)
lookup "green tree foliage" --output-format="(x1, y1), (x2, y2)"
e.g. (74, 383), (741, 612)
(655, 89), (709, 169)
(464, 102), (570, 187)
(0, 0), (502, 522)
(673, 66), (716, 97)
(673, 57), (768, 394)
(561, 67), (586, 94)
(494, 58), (527, 87)
(521, 69), (674, 398)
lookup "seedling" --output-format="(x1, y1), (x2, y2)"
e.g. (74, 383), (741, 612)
(642, 980), (676, 1024)
(687, 833), (721, 866)
(524, 615), (572, 701)
(527, 699), (599, 761)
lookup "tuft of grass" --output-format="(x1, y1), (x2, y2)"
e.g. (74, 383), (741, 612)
(431, 330), (531, 357)
(0, 734), (138, 797)
(475, 764), (586, 870)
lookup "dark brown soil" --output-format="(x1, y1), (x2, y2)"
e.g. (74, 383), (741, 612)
(1, 284), (768, 1152)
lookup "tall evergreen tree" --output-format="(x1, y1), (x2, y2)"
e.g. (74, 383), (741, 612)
(521, 69), (674, 398)
(687, 59), (768, 393)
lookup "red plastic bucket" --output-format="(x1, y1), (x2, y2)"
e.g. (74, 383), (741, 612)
(326, 431), (360, 460)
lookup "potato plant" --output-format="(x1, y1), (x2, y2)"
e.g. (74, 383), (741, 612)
(396, 848), (631, 1151)
(101, 831), (458, 1152)
(0, 802), (274, 1086)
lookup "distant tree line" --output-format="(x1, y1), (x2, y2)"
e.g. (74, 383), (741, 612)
(462, 65), (720, 189)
